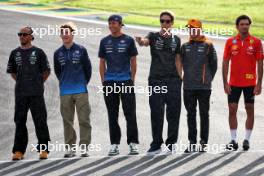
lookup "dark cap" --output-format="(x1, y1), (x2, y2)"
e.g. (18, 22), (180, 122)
(108, 14), (124, 26)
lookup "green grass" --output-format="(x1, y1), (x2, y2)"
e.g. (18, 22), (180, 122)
(6, 0), (264, 39)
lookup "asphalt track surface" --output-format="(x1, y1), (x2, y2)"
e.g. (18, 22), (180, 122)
(0, 9), (264, 176)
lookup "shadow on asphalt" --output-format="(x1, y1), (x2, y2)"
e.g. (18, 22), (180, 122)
(0, 153), (263, 176)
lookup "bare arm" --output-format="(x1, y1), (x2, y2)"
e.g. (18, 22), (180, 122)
(99, 58), (106, 83)
(43, 71), (50, 82)
(254, 59), (263, 95)
(257, 59), (263, 85)
(11, 73), (17, 81)
(222, 59), (231, 94)
(131, 56), (137, 82)
(135, 37), (150, 47)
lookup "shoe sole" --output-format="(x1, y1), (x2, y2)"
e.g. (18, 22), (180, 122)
(147, 149), (162, 155)
(64, 155), (76, 158)
(108, 153), (119, 156)
(12, 157), (23, 161)
(39, 157), (48, 160)
(12, 156), (24, 161)
(129, 151), (139, 155)
(243, 146), (249, 151)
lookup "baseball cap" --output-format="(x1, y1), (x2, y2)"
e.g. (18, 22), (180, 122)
(186, 19), (202, 28)
(108, 14), (124, 26)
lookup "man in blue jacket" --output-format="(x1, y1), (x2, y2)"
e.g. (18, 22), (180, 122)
(99, 15), (139, 156)
(54, 22), (92, 158)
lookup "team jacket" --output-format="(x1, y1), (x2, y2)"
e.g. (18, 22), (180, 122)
(54, 43), (92, 96)
(181, 40), (218, 90)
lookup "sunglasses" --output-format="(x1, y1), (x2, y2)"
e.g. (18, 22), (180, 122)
(17, 33), (31, 37)
(160, 19), (172, 24)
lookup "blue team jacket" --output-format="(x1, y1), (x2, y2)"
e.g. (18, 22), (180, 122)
(54, 43), (92, 96)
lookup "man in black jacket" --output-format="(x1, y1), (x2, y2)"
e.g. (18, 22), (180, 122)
(7, 27), (51, 160)
(136, 11), (182, 155)
(180, 19), (217, 153)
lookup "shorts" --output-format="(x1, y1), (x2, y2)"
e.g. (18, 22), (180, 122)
(228, 86), (255, 104)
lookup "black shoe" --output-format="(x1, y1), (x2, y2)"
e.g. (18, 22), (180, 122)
(226, 140), (239, 151)
(242, 140), (250, 151)
(147, 146), (161, 155)
(198, 140), (207, 152)
(184, 143), (197, 153)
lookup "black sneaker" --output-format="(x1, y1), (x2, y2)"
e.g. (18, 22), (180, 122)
(184, 143), (197, 153)
(242, 140), (250, 151)
(198, 140), (207, 152)
(147, 146), (161, 155)
(226, 140), (239, 151)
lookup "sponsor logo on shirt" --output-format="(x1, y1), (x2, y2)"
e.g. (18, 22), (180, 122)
(231, 45), (239, 55)
(245, 74), (254, 80)
(29, 51), (37, 65)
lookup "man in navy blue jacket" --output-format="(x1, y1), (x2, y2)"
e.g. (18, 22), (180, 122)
(54, 22), (92, 158)
(99, 15), (139, 156)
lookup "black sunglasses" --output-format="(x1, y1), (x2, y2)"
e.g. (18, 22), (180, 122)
(17, 32), (31, 37)
(160, 19), (172, 24)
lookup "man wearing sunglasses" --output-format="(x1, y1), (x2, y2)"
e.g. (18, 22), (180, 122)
(7, 27), (51, 160)
(136, 11), (182, 155)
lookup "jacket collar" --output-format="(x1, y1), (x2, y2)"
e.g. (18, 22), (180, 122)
(235, 33), (251, 41)
(62, 42), (76, 51)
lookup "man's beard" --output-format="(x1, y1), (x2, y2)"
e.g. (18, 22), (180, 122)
(21, 41), (28, 46)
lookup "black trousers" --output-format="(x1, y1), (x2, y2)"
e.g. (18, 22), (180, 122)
(149, 78), (182, 148)
(183, 89), (211, 144)
(103, 80), (139, 145)
(13, 95), (50, 154)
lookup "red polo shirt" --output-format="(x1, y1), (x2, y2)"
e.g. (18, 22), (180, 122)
(223, 34), (263, 87)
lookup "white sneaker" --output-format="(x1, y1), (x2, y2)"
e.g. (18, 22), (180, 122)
(160, 146), (173, 155)
(64, 150), (76, 158)
(108, 144), (119, 156)
(129, 143), (139, 155)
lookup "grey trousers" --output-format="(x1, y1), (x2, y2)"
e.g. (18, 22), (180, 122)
(60, 93), (91, 149)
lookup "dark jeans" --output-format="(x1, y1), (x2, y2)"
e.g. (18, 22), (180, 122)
(103, 80), (139, 145)
(183, 89), (211, 144)
(13, 95), (50, 154)
(149, 77), (182, 148)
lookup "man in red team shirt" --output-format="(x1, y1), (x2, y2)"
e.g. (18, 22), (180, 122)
(222, 15), (263, 151)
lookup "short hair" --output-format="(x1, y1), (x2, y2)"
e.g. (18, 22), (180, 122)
(60, 22), (77, 32)
(236, 15), (252, 26)
(160, 10), (175, 22)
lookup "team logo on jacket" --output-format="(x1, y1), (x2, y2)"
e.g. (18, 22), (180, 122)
(29, 51), (37, 64)
(72, 50), (81, 64)
(246, 46), (254, 55)
(15, 52), (22, 66)
(231, 45), (239, 55)
(59, 52), (64, 57)
(107, 40), (112, 44)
